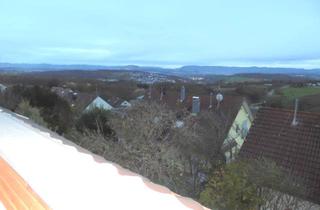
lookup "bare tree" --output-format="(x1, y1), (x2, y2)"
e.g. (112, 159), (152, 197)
(68, 101), (230, 198)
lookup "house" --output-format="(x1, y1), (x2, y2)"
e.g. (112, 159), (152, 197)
(120, 100), (132, 108)
(51, 86), (74, 97)
(183, 95), (256, 163)
(129, 95), (144, 106)
(136, 95), (144, 100)
(219, 98), (254, 163)
(84, 96), (113, 112)
(0, 107), (208, 210)
(239, 107), (320, 206)
(75, 94), (132, 113)
(108, 97), (132, 109)
(184, 95), (253, 162)
(0, 83), (7, 93)
(51, 86), (77, 103)
(146, 86), (254, 162)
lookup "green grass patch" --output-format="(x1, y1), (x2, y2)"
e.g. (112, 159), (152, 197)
(281, 87), (320, 100)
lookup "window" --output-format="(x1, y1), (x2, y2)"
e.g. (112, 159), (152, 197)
(241, 120), (249, 138)
(235, 124), (240, 133)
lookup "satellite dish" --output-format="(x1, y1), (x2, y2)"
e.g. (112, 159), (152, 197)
(216, 93), (223, 102)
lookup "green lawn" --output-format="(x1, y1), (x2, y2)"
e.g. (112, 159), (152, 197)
(281, 87), (320, 100)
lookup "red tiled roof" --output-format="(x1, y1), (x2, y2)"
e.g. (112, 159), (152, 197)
(240, 107), (320, 204)
(147, 88), (247, 136)
(147, 88), (244, 115)
(184, 95), (244, 115)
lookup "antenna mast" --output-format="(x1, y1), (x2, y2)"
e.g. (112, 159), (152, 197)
(291, 99), (299, 126)
(160, 87), (164, 101)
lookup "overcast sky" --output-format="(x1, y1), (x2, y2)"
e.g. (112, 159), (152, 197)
(1, 0), (320, 68)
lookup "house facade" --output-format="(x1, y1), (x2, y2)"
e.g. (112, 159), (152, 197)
(222, 101), (254, 163)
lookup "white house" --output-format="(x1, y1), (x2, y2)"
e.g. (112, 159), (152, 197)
(120, 100), (132, 108)
(0, 83), (7, 93)
(136, 95), (144, 100)
(84, 96), (113, 112)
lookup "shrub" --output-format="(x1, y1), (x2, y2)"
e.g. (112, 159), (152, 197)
(3, 85), (74, 134)
(200, 159), (307, 210)
(16, 100), (47, 127)
(0, 87), (22, 111)
(21, 86), (74, 134)
(76, 107), (115, 138)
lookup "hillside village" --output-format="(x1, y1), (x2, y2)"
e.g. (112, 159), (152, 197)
(1, 72), (320, 209)
(2, 0), (320, 209)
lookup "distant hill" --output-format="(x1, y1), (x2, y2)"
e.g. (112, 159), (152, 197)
(0, 63), (109, 71)
(1, 62), (320, 77)
(159, 65), (320, 76)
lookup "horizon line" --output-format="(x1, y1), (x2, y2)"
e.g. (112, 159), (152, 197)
(1, 61), (320, 70)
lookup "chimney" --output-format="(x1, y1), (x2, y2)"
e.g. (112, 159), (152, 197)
(209, 92), (213, 109)
(192, 96), (200, 114)
(291, 98), (299, 126)
(180, 86), (186, 102)
(160, 88), (164, 101)
(148, 85), (152, 99)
